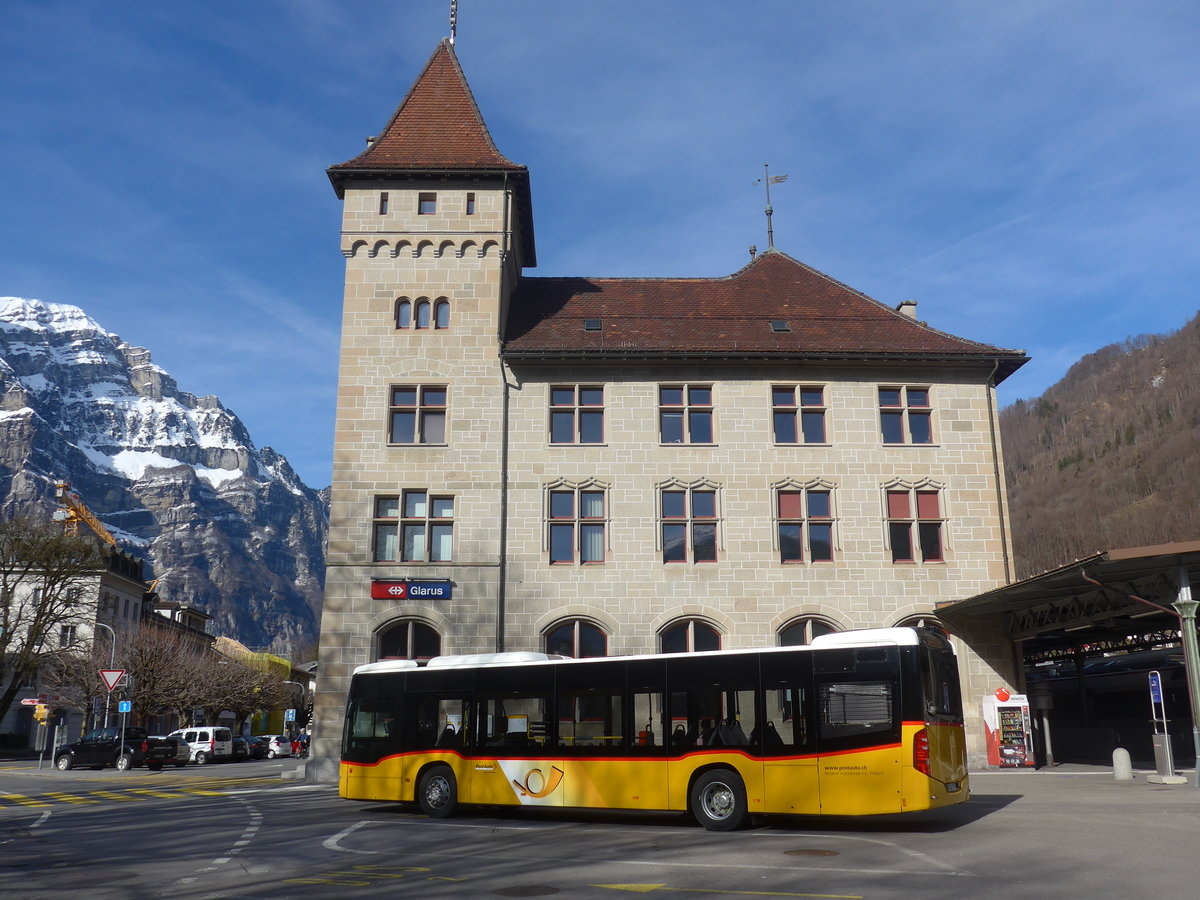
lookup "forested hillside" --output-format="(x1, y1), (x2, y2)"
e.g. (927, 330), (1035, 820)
(1000, 312), (1200, 579)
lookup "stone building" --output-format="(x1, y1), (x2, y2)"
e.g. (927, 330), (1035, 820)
(310, 40), (1028, 777)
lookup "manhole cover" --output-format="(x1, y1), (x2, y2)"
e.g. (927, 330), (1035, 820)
(492, 887), (560, 897)
(785, 848), (840, 857)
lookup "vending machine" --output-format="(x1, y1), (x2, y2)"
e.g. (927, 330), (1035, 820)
(982, 688), (1035, 768)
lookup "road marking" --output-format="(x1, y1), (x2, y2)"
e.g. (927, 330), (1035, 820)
(594, 886), (861, 899)
(323, 820), (380, 854)
(323, 818), (538, 854)
(41, 792), (99, 804)
(128, 789), (189, 799)
(750, 831), (971, 876)
(0, 794), (51, 807)
(621, 859), (974, 879)
(286, 866), (448, 888)
(89, 790), (139, 802)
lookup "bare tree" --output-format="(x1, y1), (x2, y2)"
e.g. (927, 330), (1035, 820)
(39, 644), (109, 728)
(0, 517), (104, 724)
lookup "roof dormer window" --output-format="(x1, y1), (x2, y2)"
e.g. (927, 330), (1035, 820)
(771, 320), (791, 333)
(584, 319), (602, 332)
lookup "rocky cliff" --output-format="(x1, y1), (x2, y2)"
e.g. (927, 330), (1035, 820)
(0, 297), (326, 654)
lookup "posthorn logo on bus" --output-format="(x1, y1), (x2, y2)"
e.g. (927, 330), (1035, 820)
(370, 580), (452, 600)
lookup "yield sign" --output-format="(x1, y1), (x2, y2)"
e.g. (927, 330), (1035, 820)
(100, 669), (125, 692)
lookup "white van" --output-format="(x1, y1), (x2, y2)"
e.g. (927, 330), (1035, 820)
(168, 726), (234, 765)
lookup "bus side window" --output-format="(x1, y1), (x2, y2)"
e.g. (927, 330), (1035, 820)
(631, 691), (661, 747)
(819, 681), (895, 740)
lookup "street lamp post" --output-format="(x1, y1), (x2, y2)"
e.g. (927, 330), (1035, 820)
(1172, 566), (1200, 788)
(95, 622), (116, 729)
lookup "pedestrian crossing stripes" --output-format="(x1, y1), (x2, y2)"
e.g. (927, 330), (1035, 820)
(0, 777), (282, 809)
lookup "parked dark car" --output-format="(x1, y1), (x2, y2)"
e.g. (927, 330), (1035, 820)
(230, 736), (250, 761)
(154, 735), (190, 768)
(54, 727), (177, 771)
(245, 736), (268, 760)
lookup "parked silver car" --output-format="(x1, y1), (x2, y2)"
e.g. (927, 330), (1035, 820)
(253, 734), (293, 758)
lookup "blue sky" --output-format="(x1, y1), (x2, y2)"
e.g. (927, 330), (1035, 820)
(3, 1), (1198, 487)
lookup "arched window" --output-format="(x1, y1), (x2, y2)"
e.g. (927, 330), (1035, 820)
(414, 300), (431, 329)
(779, 617), (837, 646)
(377, 620), (441, 662)
(895, 614), (945, 632)
(660, 619), (721, 654)
(395, 299), (411, 329)
(545, 619), (608, 658)
(434, 300), (450, 329)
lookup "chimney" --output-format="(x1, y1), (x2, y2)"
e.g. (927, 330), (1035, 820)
(365, 135), (377, 148)
(749, 244), (758, 260)
(896, 299), (918, 319)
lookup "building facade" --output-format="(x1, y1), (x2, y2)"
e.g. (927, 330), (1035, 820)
(310, 40), (1028, 777)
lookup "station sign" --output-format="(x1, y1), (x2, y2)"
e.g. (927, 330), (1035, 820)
(371, 580), (451, 600)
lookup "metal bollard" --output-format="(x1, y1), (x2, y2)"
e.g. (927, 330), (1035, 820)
(1112, 747), (1134, 781)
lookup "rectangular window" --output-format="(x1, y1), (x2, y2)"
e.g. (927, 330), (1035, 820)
(659, 385), (713, 444)
(373, 496), (400, 561)
(399, 490), (454, 562)
(379, 192), (389, 215)
(777, 488), (834, 563)
(887, 488), (943, 563)
(549, 385), (604, 444)
(418, 192), (437, 215)
(549, 488), (606, 564)
(820, 681), (895, 740)
(60, 625), (77, 647)
(465, 192), (476, 215)
(773, 385), (827, 444)
(661, 487), (718, 563)
(879, 386), (933, 444)
(389, 385), (446, 444)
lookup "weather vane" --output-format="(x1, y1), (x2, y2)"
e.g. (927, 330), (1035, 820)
(449, 0), (458, 45)
(753, 163), (789, 249)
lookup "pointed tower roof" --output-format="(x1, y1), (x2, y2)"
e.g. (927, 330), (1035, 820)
(328, 39), (535, 265)
(330, 39), (524, 175)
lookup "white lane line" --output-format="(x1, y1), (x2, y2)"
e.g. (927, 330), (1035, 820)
(174, 797), (263, 885)
(751, 831), (970, 875)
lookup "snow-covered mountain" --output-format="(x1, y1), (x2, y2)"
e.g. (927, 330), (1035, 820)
(0, 297), (326, 654)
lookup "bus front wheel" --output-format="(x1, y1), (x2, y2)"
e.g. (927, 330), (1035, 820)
(690, 768), (748, 831)
(417, 765), (458, 818)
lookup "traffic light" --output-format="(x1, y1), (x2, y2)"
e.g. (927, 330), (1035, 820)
(33, 704), (48, 724)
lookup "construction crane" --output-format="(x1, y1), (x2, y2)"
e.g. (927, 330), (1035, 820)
(53, 481), (118, 547)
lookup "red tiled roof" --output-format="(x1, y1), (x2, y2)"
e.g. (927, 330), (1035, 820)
(329, 39), (524, 174)
(503, 250), (1027, 381)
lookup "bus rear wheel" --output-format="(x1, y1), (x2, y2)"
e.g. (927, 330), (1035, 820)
(690, 768), (748, 831)
(417, 765), (458, 818)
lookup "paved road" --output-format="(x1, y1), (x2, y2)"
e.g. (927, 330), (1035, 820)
(2, 762), (1197, 898)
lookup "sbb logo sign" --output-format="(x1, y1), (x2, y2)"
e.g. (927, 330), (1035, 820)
(370, 580), (452, 600)
(371, 581), (409, 599)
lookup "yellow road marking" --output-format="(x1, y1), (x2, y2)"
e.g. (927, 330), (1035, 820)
(89, 791), (139, 802)
(41, 792), (99, 804)
(593, 886), (862, 899)
(127, 789), (188, 799)
(0, 794), (51, 807)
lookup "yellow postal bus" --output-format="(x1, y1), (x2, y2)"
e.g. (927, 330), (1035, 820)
(340, 626), (967, 830)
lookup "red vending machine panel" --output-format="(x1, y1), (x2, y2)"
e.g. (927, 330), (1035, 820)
(982, 690), (1034, 768)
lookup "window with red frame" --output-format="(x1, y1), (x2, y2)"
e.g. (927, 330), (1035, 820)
(887, 488), (944, 563)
